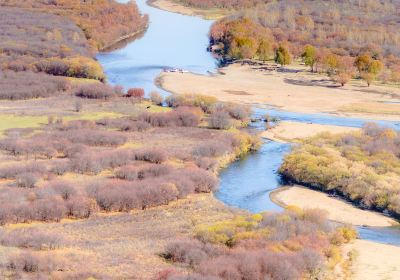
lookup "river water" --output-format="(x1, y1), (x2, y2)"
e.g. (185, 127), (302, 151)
(99, 0), (400, 246)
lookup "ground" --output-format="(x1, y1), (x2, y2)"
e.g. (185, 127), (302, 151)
(159, 63), (400, 121)
(343, 240), (400, 280)
(271, 186), (398, 227)
(261, 121), (358, 142)
(148, 0), (229, 19)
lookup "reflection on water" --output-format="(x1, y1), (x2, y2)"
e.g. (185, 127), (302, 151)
(97, 0), (217, 94)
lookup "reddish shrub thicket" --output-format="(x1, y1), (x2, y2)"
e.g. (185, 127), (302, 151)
(54, 129), (127, 147)
(0, 71), (70, 100)
(115, 164), (173, 181)
(97, 118), (151, 132)
(74, 83), (116, 100)
(0, 163), (46, 179)
(133, 148), (168, 164)
(0, 228), (63, 250)
(7, 252), (66, 274)
(15, 173), (40, 188)
(126, 88), (145, 99)
(139, 107), (202, 127)
(89, 166), (218, 212)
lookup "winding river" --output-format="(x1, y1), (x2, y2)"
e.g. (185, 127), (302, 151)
(99, 0), (400, 246)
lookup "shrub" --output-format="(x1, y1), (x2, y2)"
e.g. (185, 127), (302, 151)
(74, 83), (116, 100)
(0, 71), (69, 100)
(208, 111), (232, 129)
(15, 173), (40, 188)
(150, 91), (163, 105)
(49, 180), (77, 200)
(0, 163), (46, 179)
(126, 88), (145, 99)
(7, 252), (65, 273)
(54, 129), (127, 147)
(165, 94), (217, 113)
(65, 197), (97, 219)
(133, 148), (167, 164)
(115, 165), (139, 181)
(138, 107), (202, 127)
(0, 228), (63, 250)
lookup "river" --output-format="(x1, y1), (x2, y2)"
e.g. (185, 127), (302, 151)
(98, 0), (400, 246)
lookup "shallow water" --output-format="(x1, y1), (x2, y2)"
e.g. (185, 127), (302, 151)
(99, 0), (400, 246)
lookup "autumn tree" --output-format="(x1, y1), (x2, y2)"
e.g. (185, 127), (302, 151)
(257, 39), (273, 61)
(354, 54), (383, 86)
(275, 45), (292, 67)
(301, 45), (316, 72)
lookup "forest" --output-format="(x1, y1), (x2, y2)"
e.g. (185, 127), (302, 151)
(280, 123), (400, 218)
(207, 0), (400, 85)
(0, 0), (148, 50)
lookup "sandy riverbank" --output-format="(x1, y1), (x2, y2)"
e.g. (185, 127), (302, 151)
(261, 121), (358, 142)
(159, 63), (400, 121)
(344, 240), (400, 280)
(271, 186), (398, 227)
(148, 0), (229, 19)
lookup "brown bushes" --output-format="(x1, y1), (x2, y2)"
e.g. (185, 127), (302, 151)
(139, 107), (202, 127)
(0, 228), (63, 250)
(74, 83), (116, 100)
(160, 209), (354, 280)
(126, 88), (145, 99)
(0, 71), (70, 100)
(208, 111), (232, 129)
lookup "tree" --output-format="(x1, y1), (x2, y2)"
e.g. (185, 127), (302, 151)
(354, 54), (371, 74)
(354, 54), (383, 86)
(257, 39), (273, 61)
(301, 45), (316, 72)
(275, 45), (292, 67)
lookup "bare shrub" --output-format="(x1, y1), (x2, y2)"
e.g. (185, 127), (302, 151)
(32, 198), (67, 222)
(208, 111), (232, 129)
(54, 129), (127, 146)
(65, 197), (97, 218)
(0, 71), (69, 100)
(192, 141), (230, 157)
(133, 148), (167, 164)
(115, 165), (139, 181)
(0, 163), (46, 179)
(15, 173), (39, 188)
(74, 83), (116, 100)
(138, 107), (201, 127)
(0, 228), (63, 250)
(150, 91), (163, 105)
(49, 180), (76, 200)
(7, 252), (66, 273)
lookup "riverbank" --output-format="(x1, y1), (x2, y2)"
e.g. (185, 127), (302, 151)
(99, 25), (148, 52)
(158, 63), (400, 121)
(261, 121), (358, 142)
(147, 0), (229, 19)
(271, 186), (398, 227)
(344, 240), (400, 280)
